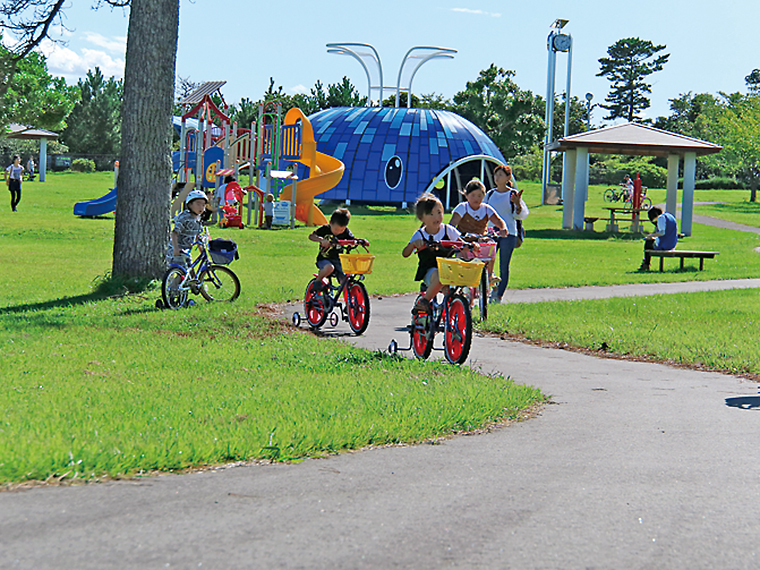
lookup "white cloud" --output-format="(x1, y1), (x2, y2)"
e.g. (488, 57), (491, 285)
(39, 39), (125, 83)
(450, 7), (501, 17)
(289, 84), (309, 94)
(83, 32), (127, 53)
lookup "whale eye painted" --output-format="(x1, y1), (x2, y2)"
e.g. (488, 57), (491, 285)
(385, 156), (403, 189)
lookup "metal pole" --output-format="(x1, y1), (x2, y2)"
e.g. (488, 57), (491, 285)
(542, 39), (557, 203)
(563, 36), (573, 137)
(407, 53), (455, 108)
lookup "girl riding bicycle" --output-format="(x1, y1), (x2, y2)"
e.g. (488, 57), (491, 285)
(168, 189), (208, 267)
(402, 193), (463, 315)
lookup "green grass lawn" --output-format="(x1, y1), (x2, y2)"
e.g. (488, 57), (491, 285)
(2, 172), (760, 485)
(0, 172), (543, 485)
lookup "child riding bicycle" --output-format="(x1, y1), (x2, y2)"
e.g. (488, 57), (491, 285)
(308, 208), (369, 291)
(402, 193), (465, 315)
(167, 189), (208, 267)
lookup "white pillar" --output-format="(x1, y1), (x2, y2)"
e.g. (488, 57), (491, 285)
(562, 149), (577, 229)
(681, 152), (697, 236)
(572, 147), (588, 230)
(39, 139), (48, 182)
(666, 154), (679, 215)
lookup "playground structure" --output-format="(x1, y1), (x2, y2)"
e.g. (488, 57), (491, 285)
(305, 107), (507, 209)
(171, 82), (343, 227)
(73, 161), (119, 217)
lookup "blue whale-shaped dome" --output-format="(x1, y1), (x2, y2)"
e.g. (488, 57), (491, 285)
(306, 107), (506, 205)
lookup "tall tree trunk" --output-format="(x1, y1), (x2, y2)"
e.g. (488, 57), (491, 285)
(112, 0), (179, 279)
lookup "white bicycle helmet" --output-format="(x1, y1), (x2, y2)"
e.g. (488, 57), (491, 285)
(185, 189), (208, 205)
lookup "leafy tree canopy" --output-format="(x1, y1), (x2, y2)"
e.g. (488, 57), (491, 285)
(0, 40), (78, 131)
(453, 64), (544, 160)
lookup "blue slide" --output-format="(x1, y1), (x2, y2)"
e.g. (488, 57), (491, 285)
(74, 187), (117, 217)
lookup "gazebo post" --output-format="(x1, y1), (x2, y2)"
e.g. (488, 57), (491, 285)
(39, 139), (48, 182)
(562, 148), (576, 229)
(666, 154), (679, 215)
(572, 147), (588, 230)
(681, 152), (697, 236)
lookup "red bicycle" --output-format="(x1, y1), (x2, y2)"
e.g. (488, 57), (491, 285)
(292, 240), (374, 335)
(388, 240), (484, 365)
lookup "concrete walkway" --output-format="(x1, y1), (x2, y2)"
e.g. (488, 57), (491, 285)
(3, 278), (760, 569)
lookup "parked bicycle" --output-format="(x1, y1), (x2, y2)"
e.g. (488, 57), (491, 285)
(603, 185), (652, 210)
(292, 240), (373, 335)
(158, 229), (241, 310)
(388, 240), (484, 365)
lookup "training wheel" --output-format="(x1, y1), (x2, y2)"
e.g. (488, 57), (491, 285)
(292, 312), (301, 327)
(329, 312), (339, 327)
(388, 339), (398, 355)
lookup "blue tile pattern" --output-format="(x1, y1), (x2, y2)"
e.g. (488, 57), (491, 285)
(304, 107), (506, 205)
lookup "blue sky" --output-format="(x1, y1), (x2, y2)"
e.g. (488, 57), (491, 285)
(30, 0), (760, 125)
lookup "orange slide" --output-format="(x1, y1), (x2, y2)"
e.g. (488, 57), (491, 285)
(279, 108), (344, 226)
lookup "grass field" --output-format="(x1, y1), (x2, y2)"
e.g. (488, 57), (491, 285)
(0, 172), (543, 485)
(2, 173), (759, 485)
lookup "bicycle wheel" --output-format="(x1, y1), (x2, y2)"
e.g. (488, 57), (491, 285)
(411, 297), (433, 360)
(477, 267), (488, 322)
(198, 265), (240, 302)
(640, 196), (652, 210)
(444, 294), (472, 365)
(162, 267), (189, 310)
(304, 279), (329, 329)
(603, 189), (615, 203)
(346, 281), (370, 335)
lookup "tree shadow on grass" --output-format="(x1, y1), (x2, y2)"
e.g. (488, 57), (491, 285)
(1, 292), (109, 315)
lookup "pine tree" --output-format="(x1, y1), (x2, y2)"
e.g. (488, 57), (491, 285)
(597, 38), (670, 122)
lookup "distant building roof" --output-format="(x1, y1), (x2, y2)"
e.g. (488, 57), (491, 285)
(6, 123), (59, 140)
(547, 122), (722, 157)
(179, 81), (227, 106)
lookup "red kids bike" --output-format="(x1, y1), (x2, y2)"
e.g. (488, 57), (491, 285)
(292, 240), (374, 335)
(388, 240), (485, 365)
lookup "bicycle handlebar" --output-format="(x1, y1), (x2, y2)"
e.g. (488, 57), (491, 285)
(335, 239), (370, 252)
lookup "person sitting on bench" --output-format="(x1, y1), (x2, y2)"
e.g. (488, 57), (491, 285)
(639, 207), (678, 271)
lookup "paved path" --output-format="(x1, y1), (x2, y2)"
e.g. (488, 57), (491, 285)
(3, 279), (760, 569)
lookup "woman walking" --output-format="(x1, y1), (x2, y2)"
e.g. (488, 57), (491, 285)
(6, 155), (23, 212)
(485, 164), (528, 304)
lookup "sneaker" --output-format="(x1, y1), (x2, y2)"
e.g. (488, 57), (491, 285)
(412, 297), (431, 315)
(637, 262), (650, 272)
(489, 275), (501, 287)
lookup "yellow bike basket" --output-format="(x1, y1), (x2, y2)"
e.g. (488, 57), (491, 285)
(339, 253), (375, 275)
(436, 257), (485, 287)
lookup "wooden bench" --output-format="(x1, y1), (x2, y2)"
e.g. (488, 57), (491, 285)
(647, 250), (719, 272)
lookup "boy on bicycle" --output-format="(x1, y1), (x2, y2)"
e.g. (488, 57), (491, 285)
(308, 207), (368, 291)
(168, 189), (208, 267)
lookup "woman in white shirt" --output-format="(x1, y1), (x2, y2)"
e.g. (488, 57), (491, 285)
(484, 164), (528, 303)
(6, 155), (23, 212)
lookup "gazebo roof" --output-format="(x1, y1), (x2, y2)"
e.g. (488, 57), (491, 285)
(547, 122), (722, 158)
(6, 123), (59, 140)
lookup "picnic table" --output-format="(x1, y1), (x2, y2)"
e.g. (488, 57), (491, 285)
(602, 206), (649, 233)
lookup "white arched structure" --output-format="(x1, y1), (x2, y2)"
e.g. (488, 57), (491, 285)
(424, 154), (507, 211)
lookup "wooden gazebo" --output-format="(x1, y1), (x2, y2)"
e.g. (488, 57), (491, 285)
(547, 122), (722, 235)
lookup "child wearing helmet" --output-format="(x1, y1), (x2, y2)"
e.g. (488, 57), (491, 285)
(167, 189), (208, 266)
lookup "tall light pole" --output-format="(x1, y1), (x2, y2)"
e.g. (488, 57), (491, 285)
(395, 46), (456, 108)
(326, 43), (383, 106)
(584, 92), (594, 130)
(542, 18), (572, 204)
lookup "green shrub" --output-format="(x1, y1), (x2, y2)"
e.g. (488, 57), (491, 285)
(71, 158), (96, 173)
(589, 156), (667, 188)
(694, 177), (746, 190)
